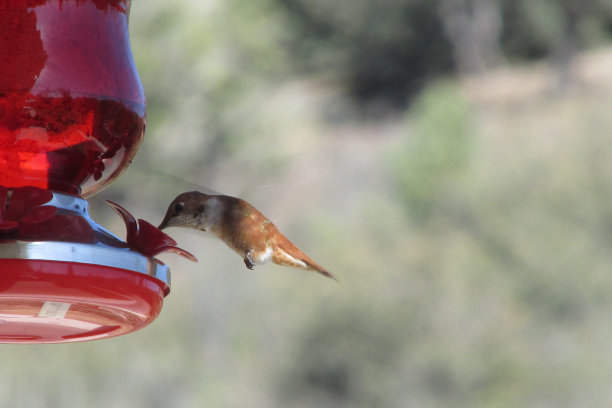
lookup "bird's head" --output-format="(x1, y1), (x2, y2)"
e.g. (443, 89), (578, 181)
(158, 191), (217, 231)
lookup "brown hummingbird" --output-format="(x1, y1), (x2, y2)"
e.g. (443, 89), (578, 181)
(158, 191), (335, 280)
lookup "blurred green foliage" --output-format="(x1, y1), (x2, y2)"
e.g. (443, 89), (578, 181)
(390, 80), (473, 222)
(129, 0), (292, 180)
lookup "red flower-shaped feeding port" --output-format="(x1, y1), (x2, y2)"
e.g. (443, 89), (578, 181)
(0, 186), (100, 244)
(0, 186), (57, 235)
(107, 200), (197, 264)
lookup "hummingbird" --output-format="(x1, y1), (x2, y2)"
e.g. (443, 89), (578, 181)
(158, 191), (335, 280)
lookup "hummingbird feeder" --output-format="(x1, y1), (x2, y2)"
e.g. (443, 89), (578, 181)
(0, 0), (194, 343)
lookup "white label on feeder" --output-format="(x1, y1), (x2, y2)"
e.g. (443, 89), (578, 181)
(38, 302), (71, 319)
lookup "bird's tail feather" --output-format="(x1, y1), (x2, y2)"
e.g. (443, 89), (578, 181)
(274, 245), (337, 281)
(304, 259), (337, 281)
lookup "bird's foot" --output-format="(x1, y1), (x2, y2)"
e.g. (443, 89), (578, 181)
(244, 252), (255, 270)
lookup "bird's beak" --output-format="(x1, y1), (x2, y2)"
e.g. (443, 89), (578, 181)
(158, 216), (170, 230)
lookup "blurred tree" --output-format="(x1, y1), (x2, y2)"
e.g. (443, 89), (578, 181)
(547, 0), (612, 88)
(274, 0), (612, 107)
(275, 0), (454, 107)
(500, 0), (612, 67)
(439, 0), (503, 75)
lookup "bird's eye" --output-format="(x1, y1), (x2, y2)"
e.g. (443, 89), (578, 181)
(198, 204), (205, 214)
(174, 202), (184, 212)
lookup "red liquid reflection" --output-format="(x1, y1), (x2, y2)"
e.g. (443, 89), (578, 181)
(0, 0), (145, 197)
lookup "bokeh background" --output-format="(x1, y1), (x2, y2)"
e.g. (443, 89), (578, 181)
(3, 0), (612, 406)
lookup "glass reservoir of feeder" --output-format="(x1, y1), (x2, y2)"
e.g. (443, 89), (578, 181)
(0, 0), (145, 197)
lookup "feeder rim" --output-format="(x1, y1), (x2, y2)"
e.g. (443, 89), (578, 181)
(0, 240), (170, 287)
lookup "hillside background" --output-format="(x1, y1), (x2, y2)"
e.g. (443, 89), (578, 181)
(2, 0), (612, 406)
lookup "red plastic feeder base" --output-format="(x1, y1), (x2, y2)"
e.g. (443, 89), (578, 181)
(0, 242), (170, 344)
(0, 191), (175, 344)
